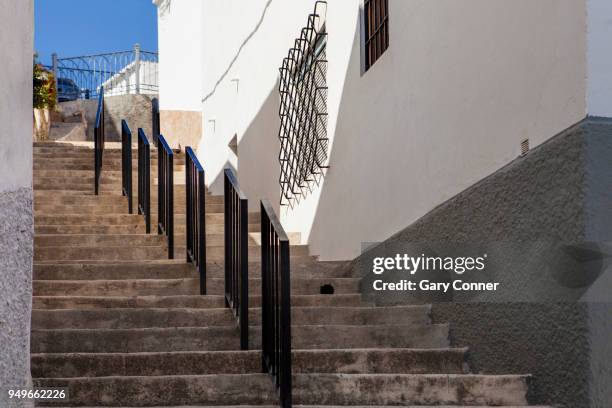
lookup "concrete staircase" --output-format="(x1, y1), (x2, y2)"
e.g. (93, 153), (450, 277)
(31, 141), (548, 407)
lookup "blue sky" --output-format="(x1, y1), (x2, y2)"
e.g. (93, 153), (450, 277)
(35, 0), (158, 65)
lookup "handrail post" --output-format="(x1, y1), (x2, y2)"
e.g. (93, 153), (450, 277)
(94, 87), (105, 195)
(239, 198), (249, 350)
(152, 98), (160, 146)
(185, 147), (207, 295)
(121, 120), (133, 214)
(134, 43), (141, 95)
(224, 168), (249, 350)
(261, 199), (292, 408)
(138, 128), (151, 234)
(157, 135), (174, 259)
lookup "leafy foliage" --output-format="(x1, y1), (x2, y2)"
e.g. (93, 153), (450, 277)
(33, 64), (57, 109)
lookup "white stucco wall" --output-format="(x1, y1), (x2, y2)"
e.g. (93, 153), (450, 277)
(0, 0), (33, 402)
(103, 61), (159, 96)
(0, 0), (33, 192)
(587, 0), (612, 117)
(156, 0), (202, 112)
(197, 0), (586, 260)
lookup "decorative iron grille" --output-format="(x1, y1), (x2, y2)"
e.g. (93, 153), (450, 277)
(278, 1), (329, 207)
(45, 45), (158, 99)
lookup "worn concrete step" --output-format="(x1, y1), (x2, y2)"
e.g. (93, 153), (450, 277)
(34, 213), (259, 226)
(32, 276), (356, 296)
(31, 348), (467, 378)
(31, 405), (548, 408)
(33, 373), (526, 406)
(35, 222), (257, 235)
(34, 203), (221, 215)
(33, 155), (186, 165)
(31, 305), (430, 330)
(32, 294), (365, 310)
(34, 234), (166, 248)
(33, 260), (350, 281)
(33, 183), (188, 194)
(34, 246), (169, 262)
(33, 374), (277, 406)
(292, 374), (530, 406)
(31, 324), (448, 353)
(33, 193), (223, 206)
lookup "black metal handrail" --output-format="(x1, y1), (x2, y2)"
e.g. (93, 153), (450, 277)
(138, 128), (151, 234)
(94, 86), (105, 195)
(224, 168), (249, 350)
(121, 120), (133, 214)
(186, 147), (206, 294)
(261, 199), (292, 408)
(157, 134), (174, 259)
(152, 98), (160, 147)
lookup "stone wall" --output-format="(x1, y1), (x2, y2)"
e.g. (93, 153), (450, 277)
(351, 118), (612, 407)
(60, 94), (156, 142)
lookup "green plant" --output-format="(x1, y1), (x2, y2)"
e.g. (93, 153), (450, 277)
(33, 63), (56, 110)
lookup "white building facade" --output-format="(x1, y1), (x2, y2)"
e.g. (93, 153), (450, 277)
(155, 0), (612, 261)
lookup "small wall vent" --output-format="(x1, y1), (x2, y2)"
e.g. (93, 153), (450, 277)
(520, 139), (529, 156)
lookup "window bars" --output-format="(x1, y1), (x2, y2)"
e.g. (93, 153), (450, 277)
(278, 1), (329, 207)
(157, 135), (174, 259)
(121, 120), (133, 214)
(94, 87), (105, 195)
(186, 147), (207, 295)
(224, 168), (249, 350)
(364, 0), (389, 71)
(261, 200), (292, 408)
(138, 128), (151, 234)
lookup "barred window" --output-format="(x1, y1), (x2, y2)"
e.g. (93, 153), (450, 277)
(364, 0), (389, 71)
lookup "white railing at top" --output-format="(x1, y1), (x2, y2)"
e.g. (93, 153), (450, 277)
(49, 44), (158, 100)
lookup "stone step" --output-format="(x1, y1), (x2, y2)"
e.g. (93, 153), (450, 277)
(32, 260), (350, 280)
(33, 183), (188, 194)
(34, 213), (259, 226)
(34, 204), (216, 215)
(33, 374), (276, 406)
(30, 324), (449, 353)
(31, 348), (467, 378)
(36, 406), (552, 408)
(34, 246), (169, 262)
(33, 155), (186, 164)
(35, 222), (257, 235)
(34, 234), (166, 247)
(32, 276), (356, 296)
(32, 373), (527, 406)
(292, 374), (530, 406)
(33, 233), (304, 249)
(34, 193), (223, 205)
(31, 305), (430, 330)
(32, 294), (365, 310)
(33, 169), (190, 180)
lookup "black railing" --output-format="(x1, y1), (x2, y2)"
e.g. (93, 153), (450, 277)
(261, 199), (292, 408)
(157, 134), (174, 259)
(121, 120), (133, 214)
(94, 86), (105, 195)
(138, 128), (151, 234)
(152, 98), (160, 146)
(186, 147), (207, 294)
(224, 168), (249, 350)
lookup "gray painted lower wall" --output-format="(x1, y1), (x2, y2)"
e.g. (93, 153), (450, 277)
(351, 118), (612, 408)
(0, 188), (33, 407)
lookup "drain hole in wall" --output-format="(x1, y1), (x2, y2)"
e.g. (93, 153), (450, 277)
(520, 139), (530, 156)
(320, 284), (335, 295)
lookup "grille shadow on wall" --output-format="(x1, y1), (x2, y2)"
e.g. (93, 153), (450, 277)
(278, 1), (329, 208)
